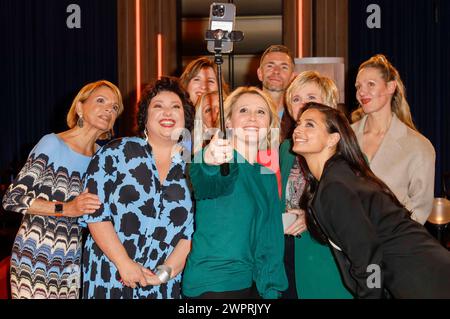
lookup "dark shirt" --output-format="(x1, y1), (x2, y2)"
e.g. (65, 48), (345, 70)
(310, 156), (450, 298)
(280, 111), (296, 144)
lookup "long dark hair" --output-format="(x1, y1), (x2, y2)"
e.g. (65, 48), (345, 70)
(298, 102), (404, 244)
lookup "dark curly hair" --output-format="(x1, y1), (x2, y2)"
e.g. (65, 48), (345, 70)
(137, 76), (194, 136)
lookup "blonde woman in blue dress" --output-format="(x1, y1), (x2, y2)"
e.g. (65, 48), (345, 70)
(2, 80), (123, 298)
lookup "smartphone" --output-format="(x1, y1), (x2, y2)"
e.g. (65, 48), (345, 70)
(207, 3), (236, 54)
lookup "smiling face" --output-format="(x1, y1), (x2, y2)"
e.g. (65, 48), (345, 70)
(186, 67), (218, 105)
(146, 91), (185, 144)
(355, 67), (395, 114)
(227, 93), (271, 146)
(77, 86), (120, 132)
(289, 82), (325, 121)
(257, 52), (294, 92)
(292, 108), (336, 156)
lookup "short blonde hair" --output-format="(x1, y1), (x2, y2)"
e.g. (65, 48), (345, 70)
(223, 86), (279, 150)
(285, 71), (339, 118)
(66, 80), (124, 139)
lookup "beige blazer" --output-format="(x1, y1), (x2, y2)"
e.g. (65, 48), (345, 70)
(352, 114), (436, 224)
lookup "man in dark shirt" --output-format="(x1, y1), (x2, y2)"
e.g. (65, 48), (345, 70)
(257, 45), (296, 142)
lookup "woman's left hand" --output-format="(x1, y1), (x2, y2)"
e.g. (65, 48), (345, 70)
(284, 209), (307, 237)
(144, 275), (162, 286)
(141, 267), (162, 286)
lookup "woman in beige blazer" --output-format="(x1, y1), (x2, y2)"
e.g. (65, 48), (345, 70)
(351, 54), (435, 225)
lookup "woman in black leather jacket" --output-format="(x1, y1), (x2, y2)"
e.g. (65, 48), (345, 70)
(292, 102), (450, 298)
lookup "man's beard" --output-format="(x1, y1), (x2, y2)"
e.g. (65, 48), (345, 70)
(263, 81), (285, 93)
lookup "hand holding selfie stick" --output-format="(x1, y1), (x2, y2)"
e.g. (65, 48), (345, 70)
(205, 29), (244, 176)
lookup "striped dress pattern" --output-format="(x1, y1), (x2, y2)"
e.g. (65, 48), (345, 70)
(2, 134), (91, 299)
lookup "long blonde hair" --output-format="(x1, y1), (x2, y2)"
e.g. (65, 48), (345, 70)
(352, 54), (417, 131)
(193, 91), (222, 154)
(194, 91), (224, 128)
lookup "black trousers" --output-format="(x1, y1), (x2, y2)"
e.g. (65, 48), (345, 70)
(281, 235), (298, 299)
(185, 283), (261, 299)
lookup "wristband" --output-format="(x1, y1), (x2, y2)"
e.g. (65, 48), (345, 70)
(54, 203), (64, 217)
(155, 265), (172, 284)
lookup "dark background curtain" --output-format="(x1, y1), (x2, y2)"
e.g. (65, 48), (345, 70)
(348, 0), (450, 196)
(0, 0), (118, 182)
(0, 0), (448, 196)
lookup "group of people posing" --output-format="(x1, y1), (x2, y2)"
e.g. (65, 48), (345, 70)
(3, 45), (450, 299)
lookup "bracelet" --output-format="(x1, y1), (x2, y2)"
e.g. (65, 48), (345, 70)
(155, 265), (173, 284)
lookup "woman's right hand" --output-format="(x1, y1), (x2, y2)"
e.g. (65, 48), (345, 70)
(117, 259), (150, 289)
(284, 208), (307, 237)
(63, 189), (101, 217)
(203, 131), (233, 166)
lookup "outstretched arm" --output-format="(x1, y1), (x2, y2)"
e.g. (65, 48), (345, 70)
(189, 132), (238, 200)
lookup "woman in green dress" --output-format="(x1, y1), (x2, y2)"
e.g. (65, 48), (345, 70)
(280, 71), (353, 298)
(182, 86), (287, 299)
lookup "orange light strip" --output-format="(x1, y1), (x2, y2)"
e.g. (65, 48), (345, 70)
(157, 33), (163, 79)
(297, 0), (303, 58)
(135, 0), (141, 102)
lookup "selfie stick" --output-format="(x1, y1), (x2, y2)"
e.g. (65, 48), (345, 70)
(205, 29), (243, 176)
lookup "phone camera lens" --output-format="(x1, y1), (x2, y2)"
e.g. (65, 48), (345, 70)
(212, 5), (225, 17)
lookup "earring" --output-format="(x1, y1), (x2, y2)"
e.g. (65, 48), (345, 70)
(144, 129), (149, 142)
(77, 115), (84, 128)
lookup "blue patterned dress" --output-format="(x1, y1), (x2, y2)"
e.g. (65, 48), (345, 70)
(80, 137), (194, 299)
(2, 134), (91, 299)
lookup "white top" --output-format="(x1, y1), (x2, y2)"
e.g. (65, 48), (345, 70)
(352, 113), (436, 225)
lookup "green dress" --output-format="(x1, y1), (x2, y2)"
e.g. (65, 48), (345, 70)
(182, 150), (288, 299)
(280, 139), (353, 299)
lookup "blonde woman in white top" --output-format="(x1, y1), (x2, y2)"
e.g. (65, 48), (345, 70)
(352, 54), (435, 225)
